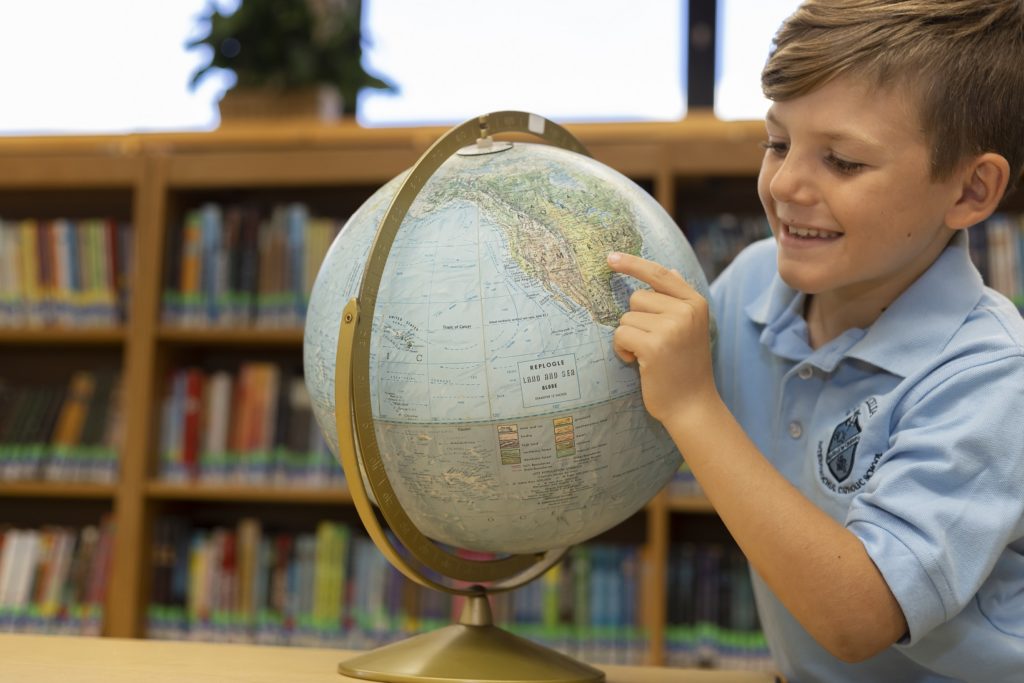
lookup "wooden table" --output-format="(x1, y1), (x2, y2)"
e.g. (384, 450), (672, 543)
(0, 634), (781, 682)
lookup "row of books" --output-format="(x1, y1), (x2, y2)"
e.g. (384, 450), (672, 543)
(685, 214), (771, 283)
(0, 370), (122, 483)
(146, 518), (653, 665)
(970, 212), (1024, 307)
(158, 362), (340, 486)
(666, 542), (769, 670)
(0, 217), (133, 327)
(0, 517), (114, 635)
(161, 202), (342, 329)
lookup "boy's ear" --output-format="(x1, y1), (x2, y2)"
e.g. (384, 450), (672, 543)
(945, 152), (1010, 230)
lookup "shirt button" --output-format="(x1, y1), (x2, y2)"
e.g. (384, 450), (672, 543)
(798, 365), (813, 380)
(788, 421), (803, 439)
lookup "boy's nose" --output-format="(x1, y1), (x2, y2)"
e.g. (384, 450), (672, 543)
(769, 155), (816, 205)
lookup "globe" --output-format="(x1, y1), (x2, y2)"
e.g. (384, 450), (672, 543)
(303, 131), (711, 558)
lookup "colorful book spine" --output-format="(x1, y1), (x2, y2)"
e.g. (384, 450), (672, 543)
(157, 363), (340, 486)
(158, 202), (343, 328)
(975, 213), (1024, 308)
(146, 520), (654, 663)
(666, 541), (771, 671)
(0, 371), (121, 483)
(199, 203), (224, 327)
(0, 518), (114, 635)
(0, 217), (132, 327)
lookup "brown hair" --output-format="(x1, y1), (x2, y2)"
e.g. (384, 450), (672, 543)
(762, 0), (1024, 190)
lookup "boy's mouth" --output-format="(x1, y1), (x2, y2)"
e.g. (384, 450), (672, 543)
(784, 223), (841, 240)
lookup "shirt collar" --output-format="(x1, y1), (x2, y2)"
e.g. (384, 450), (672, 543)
(845, 231), (983, 376)
(744, 231), (984, 377)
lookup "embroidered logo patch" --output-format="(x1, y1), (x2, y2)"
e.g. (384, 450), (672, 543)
(826, 411), (861, 482)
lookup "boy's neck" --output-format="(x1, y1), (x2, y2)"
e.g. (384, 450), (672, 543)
(803, 293), (888, 349)
(801, 230), (962, 348)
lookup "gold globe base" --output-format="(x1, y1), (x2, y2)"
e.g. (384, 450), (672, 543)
(338, 594), (604, 683)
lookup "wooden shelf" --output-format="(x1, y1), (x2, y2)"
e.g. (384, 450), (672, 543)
(0, 153), (140, 188)
(0, 481), (117, 499)
(0, 327), (126, 345)
(667, 494), (715, 514)
(0, 114), (764, 153)
(145, 481), (352, 505)
(157, 326), (303, 347)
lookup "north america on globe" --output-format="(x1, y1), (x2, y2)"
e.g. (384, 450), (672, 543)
(304, 141), (711, 555)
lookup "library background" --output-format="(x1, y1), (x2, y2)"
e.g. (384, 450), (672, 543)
(1, 0), (1022, 676)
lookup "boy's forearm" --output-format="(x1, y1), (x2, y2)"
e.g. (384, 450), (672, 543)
(661, 396), (908, 662)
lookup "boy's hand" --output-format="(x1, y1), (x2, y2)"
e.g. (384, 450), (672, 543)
(607, 251), (717, 427)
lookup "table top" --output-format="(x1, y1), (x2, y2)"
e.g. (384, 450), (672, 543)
(0, 634), (780, 683)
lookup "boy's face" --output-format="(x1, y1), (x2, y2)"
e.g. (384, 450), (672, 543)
(757, 74), (965, 309)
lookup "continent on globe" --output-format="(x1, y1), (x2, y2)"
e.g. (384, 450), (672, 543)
(304, 140), (711, 555)
(412, 150), (643, 327)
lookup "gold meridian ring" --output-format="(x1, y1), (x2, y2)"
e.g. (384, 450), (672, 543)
(334, 112), (591, 593)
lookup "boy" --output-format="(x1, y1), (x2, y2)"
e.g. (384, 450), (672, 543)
(608, 1), (1024, 681)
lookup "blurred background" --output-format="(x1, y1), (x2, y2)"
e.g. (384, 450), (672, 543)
(0, 0), (800, 135)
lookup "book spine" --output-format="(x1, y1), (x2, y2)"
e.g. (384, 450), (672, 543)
(0, 220), (22, 326)
(18, 220), (43, 326)
(201, 370), (232, 481)
(179, 210), (204, 327)
(200, 203), (223, 326)
(181, 368), (205, 480)
(287, 203), (308, 326)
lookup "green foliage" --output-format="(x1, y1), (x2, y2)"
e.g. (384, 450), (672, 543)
(188, 0), (395, 114)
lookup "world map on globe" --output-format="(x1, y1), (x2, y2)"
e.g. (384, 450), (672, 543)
(304, 141), (711, 555)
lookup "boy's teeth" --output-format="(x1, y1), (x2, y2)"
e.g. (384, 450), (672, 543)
(787, 224), (836, 238)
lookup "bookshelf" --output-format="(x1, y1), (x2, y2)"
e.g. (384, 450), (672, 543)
(0, 116), (769, 666)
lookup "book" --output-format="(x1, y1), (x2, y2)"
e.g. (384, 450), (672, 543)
(237, 206), (262, 325)
(162, 211), (184, 325)
(201, 370), (233, 480)
(286, 203), (309, 327)
(179, 209), (204, 327)
(0, 219), (23, 325)
(36, 220), (55, 324)
(236, 518), (262, 622)
(80, 370), (117, 447)
(181, 367), (205, 479)
(0, 529), (23, 607)
(40, 528), (74, 618)
(154, 201), (351, 328)
(50, 371), (98, 479)
(199, 203), (224, 326)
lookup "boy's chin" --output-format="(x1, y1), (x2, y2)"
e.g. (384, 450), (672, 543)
(776, 265), (827, 296)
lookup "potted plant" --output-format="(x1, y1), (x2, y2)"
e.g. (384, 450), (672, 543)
(188, 0), (395, 121)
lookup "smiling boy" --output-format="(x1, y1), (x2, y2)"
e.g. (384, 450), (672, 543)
(608, 1), (1024, 681)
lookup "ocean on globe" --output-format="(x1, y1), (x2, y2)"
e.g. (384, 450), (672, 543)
(303, 141), (710, 555)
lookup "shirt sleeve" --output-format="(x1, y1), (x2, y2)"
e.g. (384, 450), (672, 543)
(845, 351), (1024, 645)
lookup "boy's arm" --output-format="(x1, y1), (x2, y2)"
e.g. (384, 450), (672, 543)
(607, 251), (907, 662)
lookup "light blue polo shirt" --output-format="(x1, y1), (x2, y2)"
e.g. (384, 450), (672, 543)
(710, 232), (1024, 683)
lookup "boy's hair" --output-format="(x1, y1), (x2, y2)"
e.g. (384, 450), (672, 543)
(762, 0), (1024, 191)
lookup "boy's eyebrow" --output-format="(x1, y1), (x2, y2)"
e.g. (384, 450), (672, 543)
(765, 109), (881, 148)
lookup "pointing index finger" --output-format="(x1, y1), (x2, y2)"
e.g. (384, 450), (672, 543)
(607, 251), (698, 299)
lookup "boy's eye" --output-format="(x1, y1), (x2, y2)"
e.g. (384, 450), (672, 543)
(826, 153), (865, 175)
(760, 140), (788, 156)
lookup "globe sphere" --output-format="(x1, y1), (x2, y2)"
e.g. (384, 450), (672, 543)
(304, 141), (710, 555)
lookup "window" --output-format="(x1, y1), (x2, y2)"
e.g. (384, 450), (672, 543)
(357, 0), (686, 127)
(714, 0), (801, 120)
(0, 0), (802, 135)
(0, 0), (232, 135)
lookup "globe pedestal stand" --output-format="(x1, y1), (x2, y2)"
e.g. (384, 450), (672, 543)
(338, 589), (604, 683)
